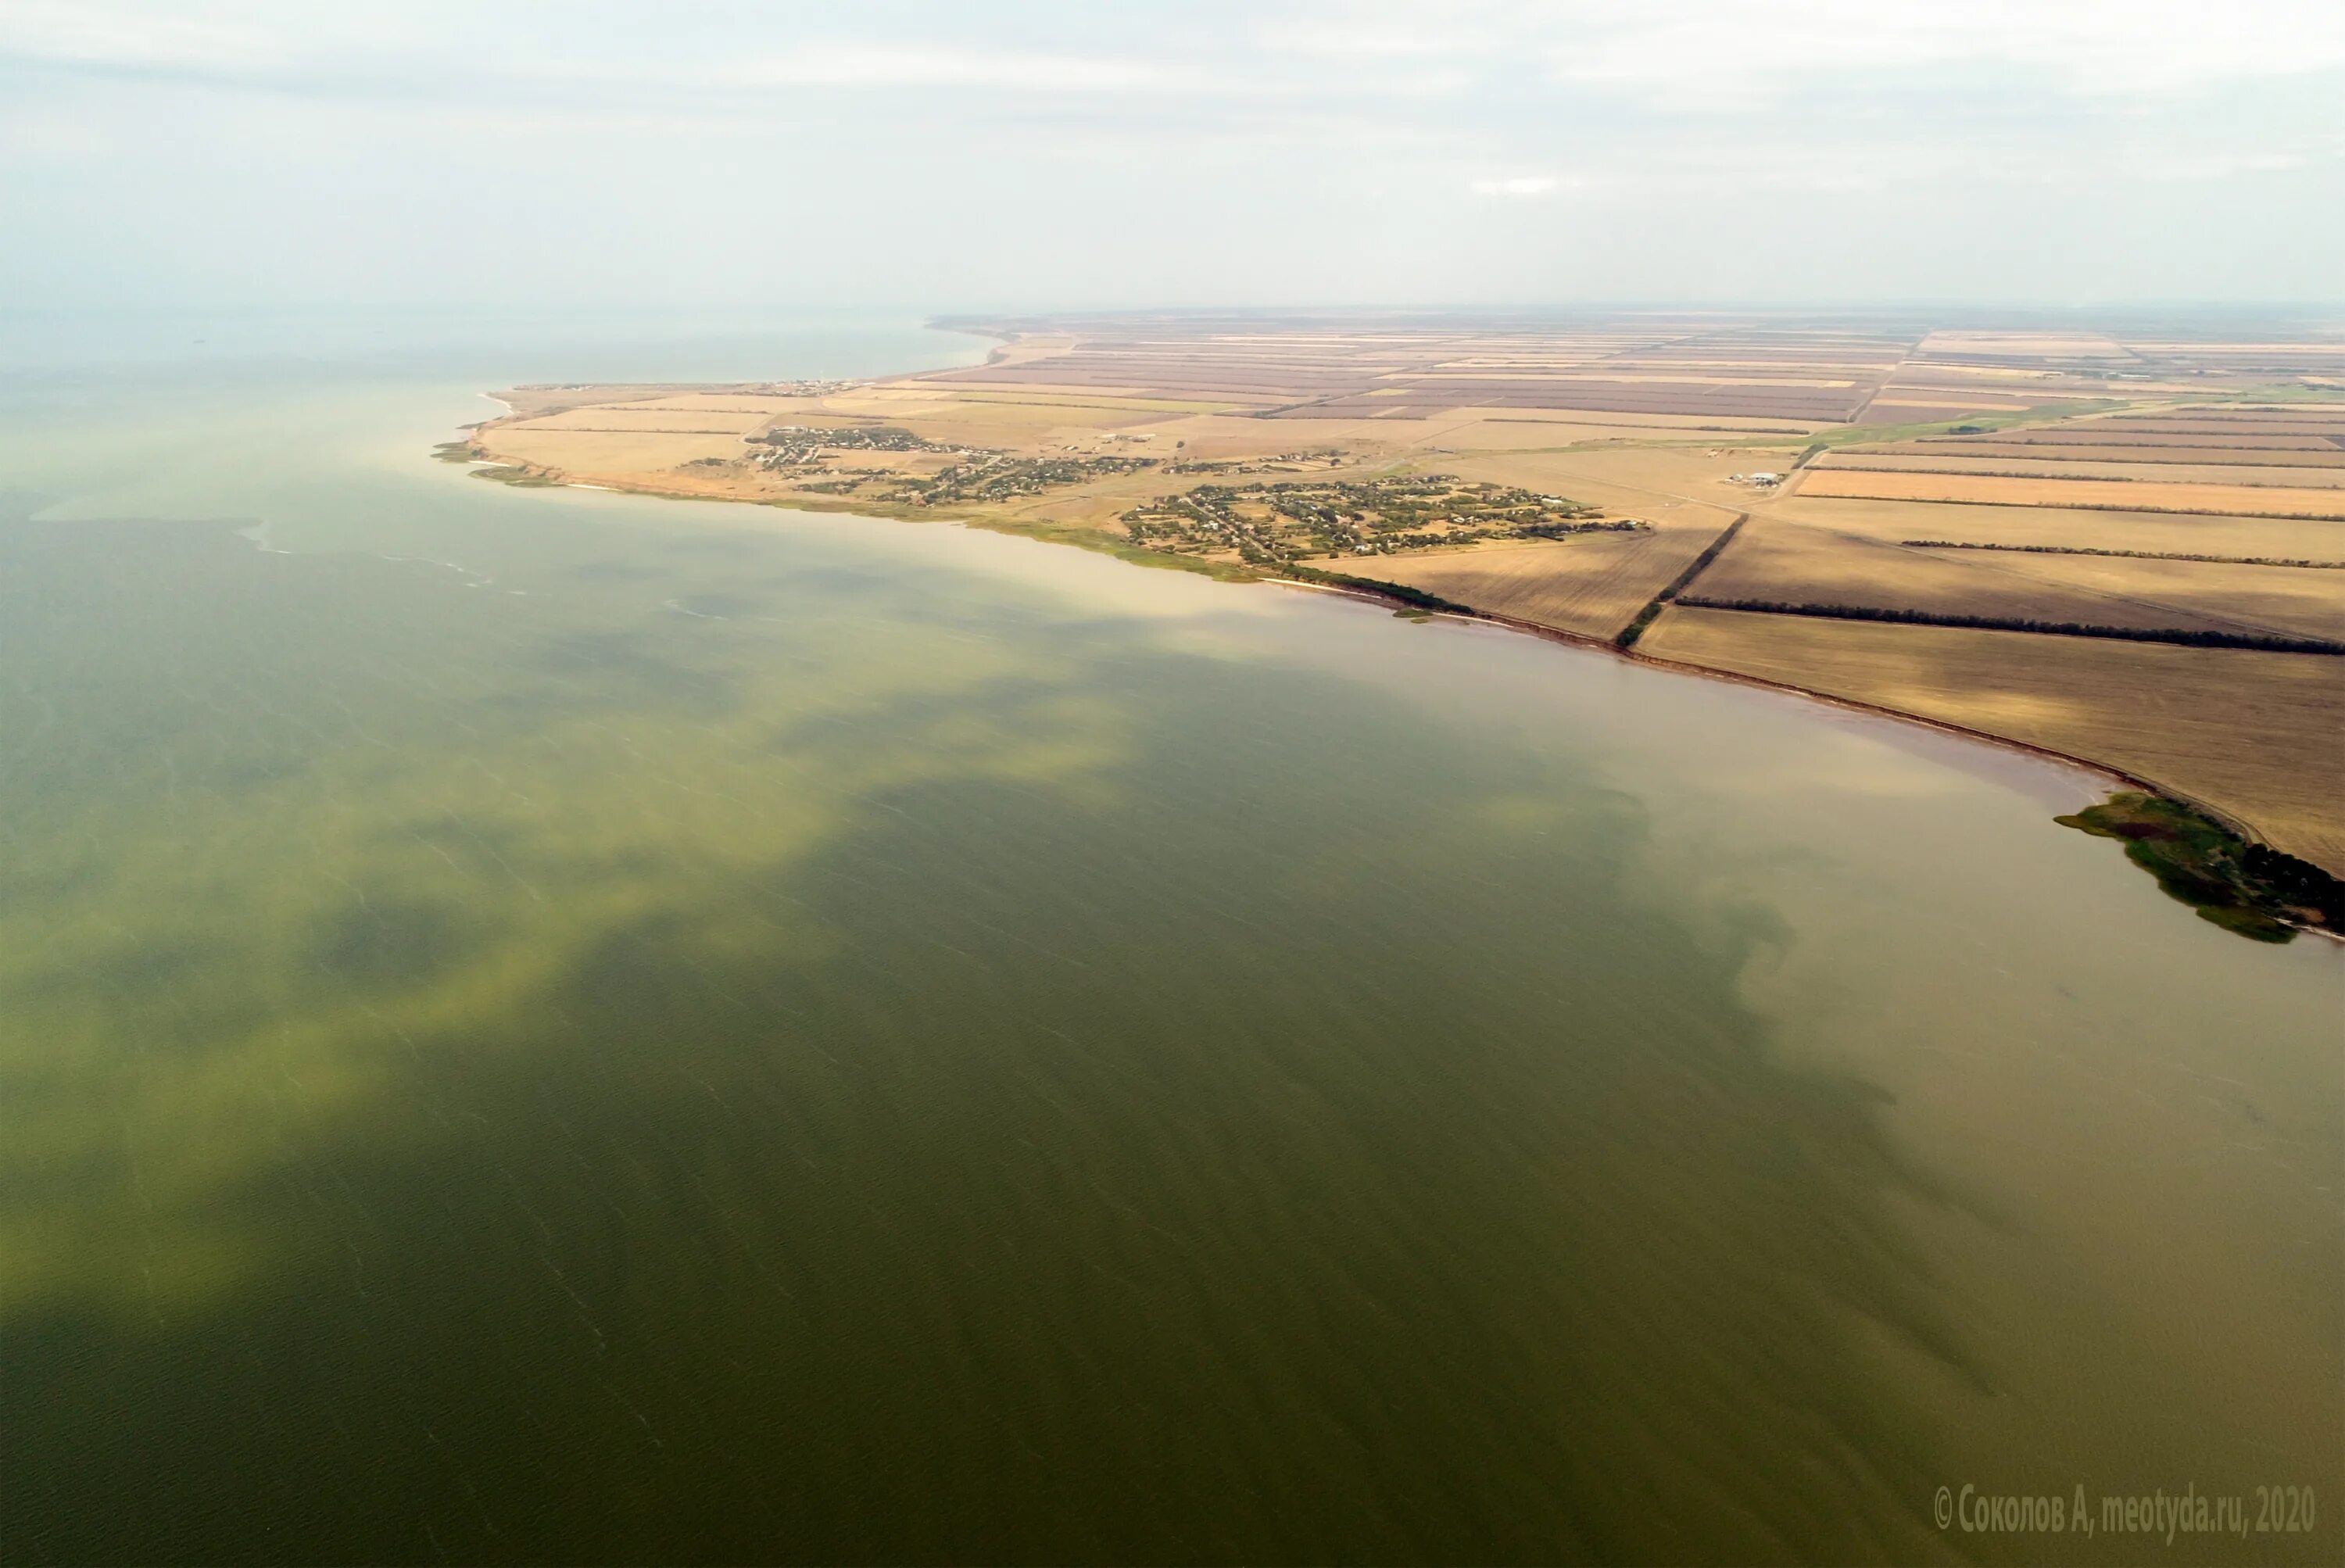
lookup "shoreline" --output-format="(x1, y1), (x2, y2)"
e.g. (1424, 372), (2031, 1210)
(1262, 571), (2340, 941)
(1272, 575), (2183, 801)
(447, 362), (2344, 936)
(507, 459), (2233, 822)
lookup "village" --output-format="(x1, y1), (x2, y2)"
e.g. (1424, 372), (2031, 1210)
(879, 452), (1159, 507)
(1119, 476), (1637, 566)
(751, 424), (956, 468)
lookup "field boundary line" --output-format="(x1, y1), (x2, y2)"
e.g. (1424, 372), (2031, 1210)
(1612, 514), (1749, 648)
(1901, 541), (2345, 569)
(1668, 597), (2345, 654)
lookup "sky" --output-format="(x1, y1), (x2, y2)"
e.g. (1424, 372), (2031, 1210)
(3, 0), (2341, 312)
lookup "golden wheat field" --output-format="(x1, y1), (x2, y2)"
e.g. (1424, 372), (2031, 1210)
(1966, 428), (2345, 448)
(1911, 551), (2345, 642)
(1793, 468), (2345, 519)
(1770, 495), (2345, 560)
(478, 425), (753, 477)
(510, 408), (772, 435)
(1638, 608), (2345, 875)
(1437, 446), (1764, 526)
(1352, 524), (1726, 639)
(1688, 520), (2306, 635)
(1861, 441), (2345, 466)
(1398, 410), (1816, 446)
(1818, 453), (2345, 489)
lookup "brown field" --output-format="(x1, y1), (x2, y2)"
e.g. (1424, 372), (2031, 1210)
(1817, 453), (2345, 488)
(2084, 421), (2345, 438)
(473, 426), (752, 477)
(1280, 385), (1869, 421)
(458, 314), (2345, 877)
(1904, 550), (2345, 642)
(1795, 468), (2345, 519)
(1859, 399), (2042, 417)
(1388, 410), (1819, 445)
(1950, 431), (2345, 450)
(1870, 442), (2345, 467)
(1770, 495), (2345, 560)
(1917, 331), (2134, 358)
(1692, 521), (2291, 636)
(1424, 445), (1774, 525)
(2106, 412), (2345, 422)
(507, 405), (775, 435)
(872, 384), (1251, 414)
(1348, 524), (1726, 640)
(1638, 609), (2345, 875)
(618, 393), (813, 414)
(1696, 520), (2345, 639)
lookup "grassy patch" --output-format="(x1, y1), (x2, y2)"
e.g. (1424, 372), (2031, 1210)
(2172, 386), (2345, 406)
(468, 464), (559, 488)
(1790, 401), (2128, 455)
(959, 514), (1264, 582)
(2056, 791), (2343, 943)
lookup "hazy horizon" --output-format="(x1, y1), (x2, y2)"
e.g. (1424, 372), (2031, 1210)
(7, 12), (2344, 1559)
(5, 1), (2341, 313)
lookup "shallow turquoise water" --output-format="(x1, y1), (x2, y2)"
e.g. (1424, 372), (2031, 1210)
(2, 319), (2336, 1563)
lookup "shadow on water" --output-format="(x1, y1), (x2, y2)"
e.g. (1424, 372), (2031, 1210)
(528, 628), (746, 718)
(303, 897), (485, 994)
(567, 560), (668, 583)
(1, 510), (1978, 1565)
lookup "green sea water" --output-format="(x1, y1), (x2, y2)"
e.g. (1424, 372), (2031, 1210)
(2, 317), (2337, 1564)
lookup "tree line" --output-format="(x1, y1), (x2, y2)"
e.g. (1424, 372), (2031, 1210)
(1901, 540), (2345, 569)
(1670, 596), (2345, 655)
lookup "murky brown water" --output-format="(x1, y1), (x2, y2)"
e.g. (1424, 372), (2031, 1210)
(2, 331), (2336, 1563)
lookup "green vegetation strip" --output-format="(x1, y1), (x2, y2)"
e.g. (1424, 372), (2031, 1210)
(1615, 514), (1748, 649)
(1785, 401), (2128, 462)
(2057, 792), (2344, 943)
(1670, 597), (2345, 655)
(961, 515), (1260, 582)
(470, 464), (560, 488)
(1280, 564), (1477, 614)
(1902, 541), (2345, 569)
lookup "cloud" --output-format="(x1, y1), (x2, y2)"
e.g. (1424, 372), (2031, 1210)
(1537, 0), (2345, 106)
(1255, 13), (1495, 59)
(718, 47), (1170, 94)
(16, 1), (2343, 115)
(4, 0), (2340, 311)
(0, 5), (1183, 99)
(1470, 175), (1559, 197)
(0, 1), (299, 74)
(2132, 149), (2314, 182)
(1245, 0), (2345, 106)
